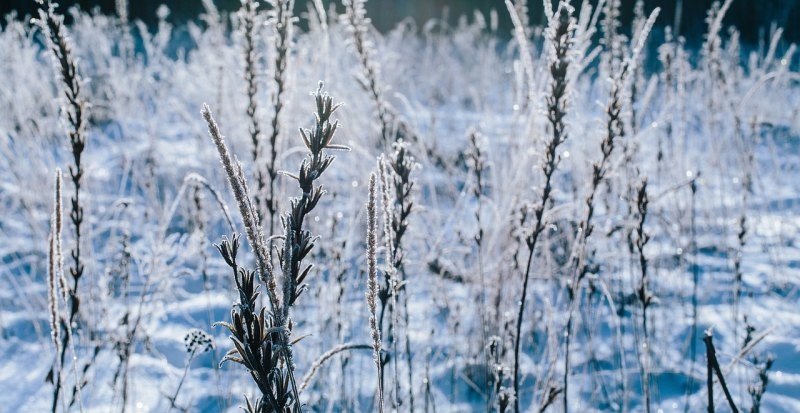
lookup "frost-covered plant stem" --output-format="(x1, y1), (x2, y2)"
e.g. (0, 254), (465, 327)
(274, 83), (347, 408)
(203, 109), (294, 412)
(264, 0), (295, 237)
(299, 343), (372, 393)
(342, 0), (444, 170)
(513, 5), (573, 413)
(379, 144), (417, 412)
(467, 129), (492, 410)
(685, 175), (699, 413)
(505, 0), (535, 109)
(203, 105), (277, 309)
(35, 2), (89, 410)
(375, 160), (398, 408)
(47, 168), (84, 413)
(36, 0), (88, 342)
(633, 178), (652, 413)
(342, 0), (393, 148)
(733, 121), (755, 341)
(276, 83), (347, 316)
(48, 232), (63, 412)
(601, 0), (622, 77)
(366, 172), (385, 413)
(48, 169), (66, 413)
(239, 0), (266, 223)
(167, 344), (205, 412)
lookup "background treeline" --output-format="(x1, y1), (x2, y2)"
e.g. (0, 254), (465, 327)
(4, 0), (800, 46)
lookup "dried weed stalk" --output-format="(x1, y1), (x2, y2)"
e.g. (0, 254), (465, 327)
(367, 171), (385, 413)
(204, 83), (346, 412)
(35, 2), (90, 410)
(264, 0), (295, 236)
(238, 0), (266, 223)
(633, 178), (653, 413)
(378, 142), (417, 411)
(513, 4), (574, 412)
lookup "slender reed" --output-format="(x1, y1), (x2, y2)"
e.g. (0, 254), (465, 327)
(513, 5), (574, 412)
(685, 174), (700, 413)
(49, 167), (84, 413)
(512, 0), (531, 38)
(467, 129), (492, 410)
(48, 169), (65, 413)
(203, 104), (277, 308)
(342, 0), (392, 148)
(505, 0), (535, 109)
(264, 0), (295, 236)
(629, 0), (646, 134)
(204, 104), (289, 410)
(733, 132), (754, 339)
(367, 172), (385, 413)
(377, 158), (400, 410)
(238, 0), (266, 222)
(37, 0), (88, 332)
(36, 0), (88, 342)
(35, 2), (89, 410)
(633, 178), (652, 413)
(379, 143), (417, 412)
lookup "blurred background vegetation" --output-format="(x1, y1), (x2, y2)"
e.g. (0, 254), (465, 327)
(3, 0), (799, 46)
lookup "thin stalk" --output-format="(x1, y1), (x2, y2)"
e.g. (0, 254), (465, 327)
(685, 175), (699, 413)
(265, 0), (294, 237)
(633, 178), (652, 413)
(239, 0), (264, 223)
(35, 3), (88, 411)
(703, 331), (740, 413)
(513, 6), (574, 413)
(367, 172), (385, 413)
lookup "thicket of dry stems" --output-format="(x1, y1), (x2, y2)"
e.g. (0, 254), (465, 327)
(12, 0), (795, 411)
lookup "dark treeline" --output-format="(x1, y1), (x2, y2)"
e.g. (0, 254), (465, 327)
(4, 0), (799, 46)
